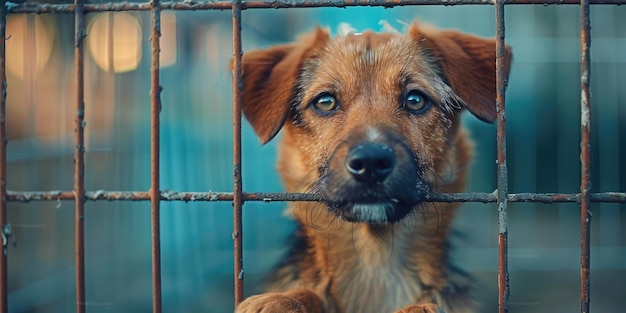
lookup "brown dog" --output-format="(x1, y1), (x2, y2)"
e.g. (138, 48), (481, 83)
(235, 22), (511, 313)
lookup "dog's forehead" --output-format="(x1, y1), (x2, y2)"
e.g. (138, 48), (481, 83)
(301, 30), (433, 88)
(314, 29), (429, 69)
(334, 30), (400, 48)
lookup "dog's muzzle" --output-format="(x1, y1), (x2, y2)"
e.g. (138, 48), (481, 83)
(317, 127), (430, 224)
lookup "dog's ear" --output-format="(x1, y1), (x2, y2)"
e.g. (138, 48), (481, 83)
(409, 23), (512, 123)
(236, 28), (330, 144)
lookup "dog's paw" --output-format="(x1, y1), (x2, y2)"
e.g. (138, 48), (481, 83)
(393, 303), (444, 313)
(235, 293), (309, 313)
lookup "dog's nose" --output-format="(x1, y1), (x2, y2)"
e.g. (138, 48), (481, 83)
(346, 143), (396, 183)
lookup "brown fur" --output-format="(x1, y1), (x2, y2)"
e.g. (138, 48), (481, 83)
(234, 22), (512, 313)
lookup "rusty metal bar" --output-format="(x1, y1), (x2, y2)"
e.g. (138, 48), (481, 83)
(6, 0), (626, 14)
(0, 0), (7, 311)
(150, 0), (163, 311)
(232, 0), (245, 306)
(579, 0), (591, 311)
(74, 0), (87, 311)
(495, 0), (509, 312)
(5, 190), (626, 203)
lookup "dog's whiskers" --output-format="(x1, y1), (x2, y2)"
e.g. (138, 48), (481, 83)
(387, 224), (396, 263)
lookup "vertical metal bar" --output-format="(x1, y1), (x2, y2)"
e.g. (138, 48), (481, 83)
(74, 0), (87, 312)
(579, 0), (591, 312)
(495, 1), (509, 313)
(231, 0), (244, 306)
(0, 0), (8, 312)
(150, 0), (163, 311)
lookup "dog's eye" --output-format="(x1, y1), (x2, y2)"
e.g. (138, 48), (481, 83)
(312, 94), (339, 114)
(403, 91), (431, 114)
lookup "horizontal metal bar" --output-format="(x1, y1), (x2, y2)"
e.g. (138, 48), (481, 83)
(6, 0), (626, 14)
(6, 190), (626, 203)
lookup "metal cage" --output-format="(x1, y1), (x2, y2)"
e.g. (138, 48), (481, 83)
(2, 0), (626, 312)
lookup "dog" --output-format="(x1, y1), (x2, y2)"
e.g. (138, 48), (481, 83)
(234, 21), (512, 313)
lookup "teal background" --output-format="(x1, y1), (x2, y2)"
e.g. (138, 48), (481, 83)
(5, 3), (626, 312)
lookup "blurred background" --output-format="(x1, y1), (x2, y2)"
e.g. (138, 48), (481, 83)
(4, 1), (626, 312)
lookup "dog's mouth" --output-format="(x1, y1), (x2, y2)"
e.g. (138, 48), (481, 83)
(319, 181), (431, 224)
(326, 199), (418, 224)
(315, 132), (432, 224)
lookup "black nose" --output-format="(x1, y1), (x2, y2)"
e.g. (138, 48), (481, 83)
(346, 143), (396, 183)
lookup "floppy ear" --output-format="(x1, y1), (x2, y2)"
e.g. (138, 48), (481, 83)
(237, 28), (330, 144)
(409, 23), (512, 123)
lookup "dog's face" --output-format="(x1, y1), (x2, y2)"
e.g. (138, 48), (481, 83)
(240, 23), (511, 224)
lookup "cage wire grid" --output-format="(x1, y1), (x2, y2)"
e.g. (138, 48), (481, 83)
(2, 0), (626, 313)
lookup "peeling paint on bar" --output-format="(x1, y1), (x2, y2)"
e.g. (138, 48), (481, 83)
(495, 0), (510, 311)
(73, 1), (87, 312)
(149, 0), (163, 311)
(5, 0), (626, 14)
(579, 0), (592, 311)
(231, 0), (245, 306)
(6, 190), (625, 203)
